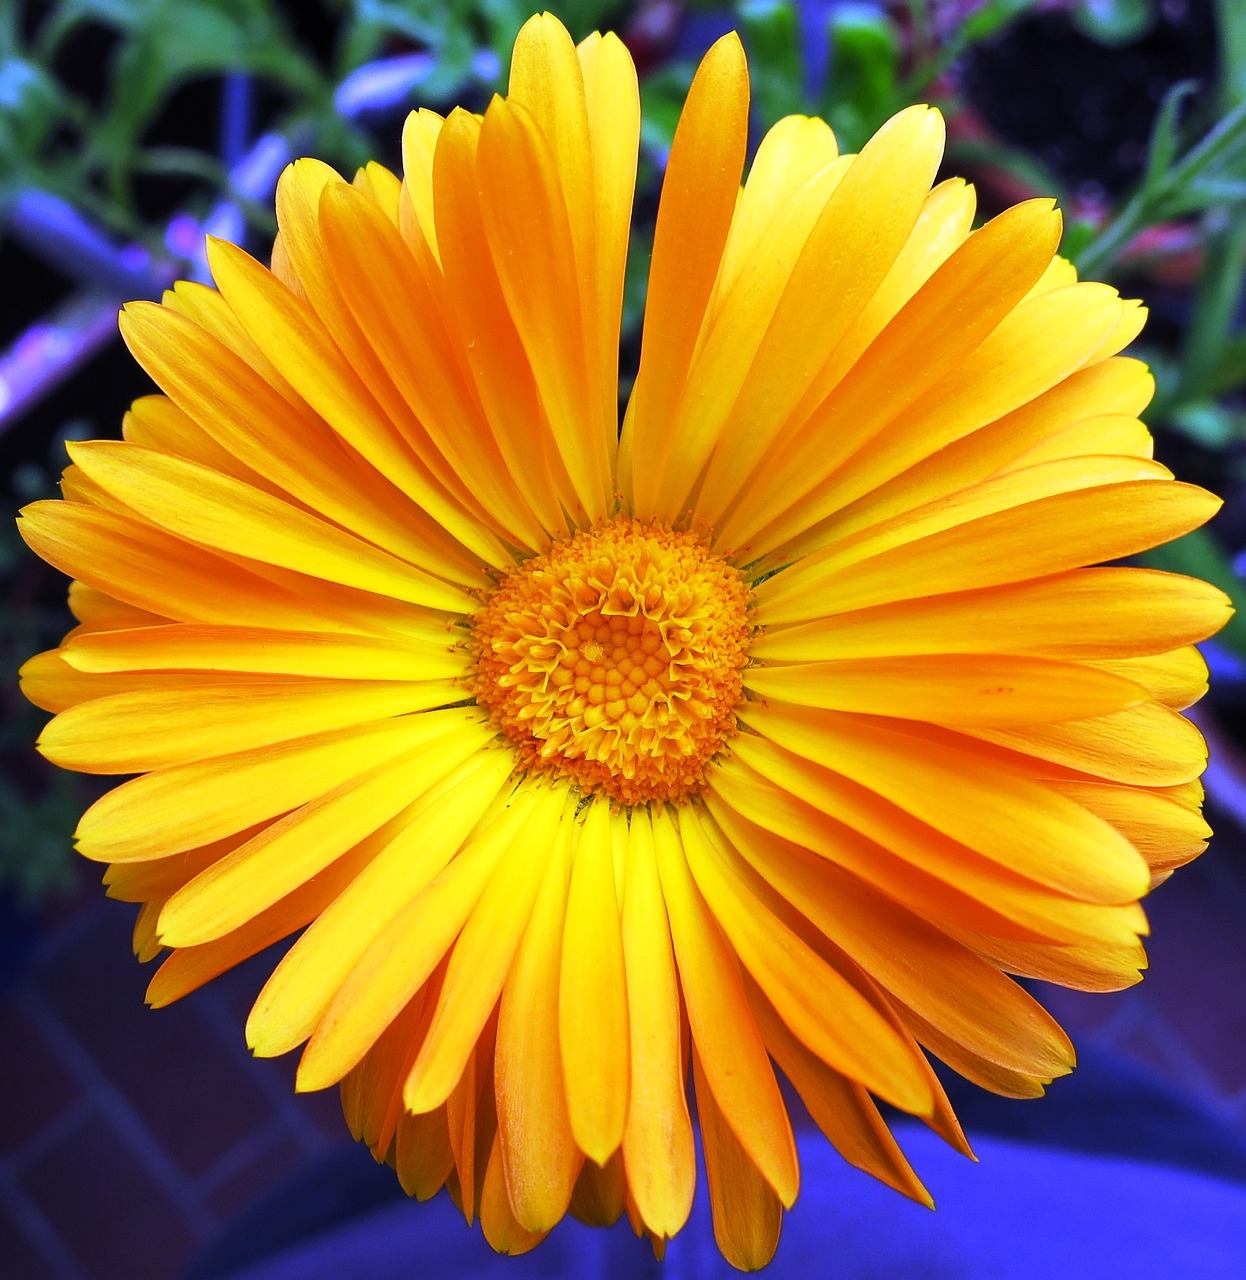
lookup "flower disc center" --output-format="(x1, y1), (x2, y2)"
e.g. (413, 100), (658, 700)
(472, 518), (752, 805)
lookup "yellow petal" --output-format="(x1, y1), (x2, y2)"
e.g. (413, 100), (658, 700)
(746, 978), (932, 1205)
(119, 303), (482, 585)
(624, 32), (748, 513)
(740, 701), (1151, 904)
(68, 440), (471, 614)
(760, 480), (1220, 620)
(316, 179), (548, 548)
(246, 751), (515, 1057)
(405, 786), (566, 1113)
(717, 810), (1074, 1080)
(296, 782), (520, 1091)
(494, 798), (584, 1232)
(559, 799), (630, 1164)
(970, 701), (1208, 786)
(744, 653), (1145, 727)
(63, 623), (467, 682)
(620, 808), (696, 1239)
(39, 676), (465, 773)
(753, 568), (1232, 663)
(76, 709), (489, 862)
(713, 745), (1146, 949)
(680, 808), (935, 1115)
(691, 1046), (784, 1272)
(158, 716), (493, 945)
(651, 805), (798, 1207)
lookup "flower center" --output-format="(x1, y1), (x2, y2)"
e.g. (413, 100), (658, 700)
(472, 518), (753, 805)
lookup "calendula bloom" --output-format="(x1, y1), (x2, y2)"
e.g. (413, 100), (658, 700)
(18, 10), (1229, 1269)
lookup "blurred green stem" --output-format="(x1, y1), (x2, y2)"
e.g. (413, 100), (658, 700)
(1071, 188), (1149, 279)
(1216, 0), (1246, 113)
(1175, 209), (1246, 408)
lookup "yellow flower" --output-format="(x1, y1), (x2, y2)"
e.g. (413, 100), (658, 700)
(17, 11), (1230, 1269)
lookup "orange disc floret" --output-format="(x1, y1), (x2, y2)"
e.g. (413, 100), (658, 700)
(472, 518), (753, 804)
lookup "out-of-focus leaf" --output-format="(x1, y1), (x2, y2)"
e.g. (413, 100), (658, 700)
(1144, 80), (1198, 194)
(1141, 528), (1246, 657)
(739, 0), (804, 131)
(824, 4), (899, 151)
(1209, 331), (1246, 397)
(0, 57), (62, 161)
(1168, 401), (1246, 449)
(1071, 0), (1158, 46)
(959, 0), (1039, 44)
(81, 0), (324, 206)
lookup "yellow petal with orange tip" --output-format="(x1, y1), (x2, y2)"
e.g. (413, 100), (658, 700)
(620, 807), (696, 1240)
(480, 1131), (545, 1255)
(745, 976), (932, 1207)
(559, 798), (630, 1165)
(651, 805), (799, 1207)
(394, 1101), (455, 1200)
(691, 1045), (784, 1272)
(711, 808), (1074, 1082)
(739, 701), (1151, 905)
(705, 761), (1145, 952)
(680, 808), (935, 1116)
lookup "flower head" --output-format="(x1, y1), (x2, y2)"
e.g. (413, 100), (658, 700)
(18, 11), (1229, 1269)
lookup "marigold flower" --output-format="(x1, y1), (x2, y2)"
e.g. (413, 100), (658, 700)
(18, 11), (1230, 1269)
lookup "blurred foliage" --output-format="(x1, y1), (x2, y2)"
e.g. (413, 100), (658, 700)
(6, 0), (1246, 903)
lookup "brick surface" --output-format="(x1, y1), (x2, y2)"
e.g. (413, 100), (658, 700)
(37, 908), (275, 1179)
(0, 1205), (62, 1280)
(0, 997), (81, 1157)
(205, 1129), (313, 1223)
(19, 1113), (197, 1280)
